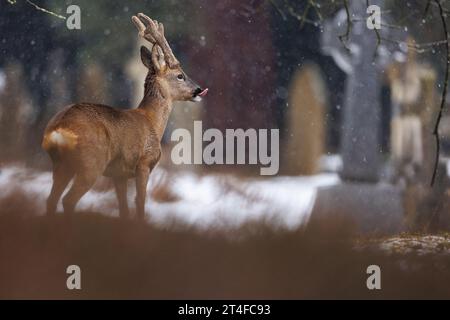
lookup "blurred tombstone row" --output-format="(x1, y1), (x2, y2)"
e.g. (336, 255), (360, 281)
(0, 62), (33, 161)
(77, 63), (109, 106)
(0, 54), (110, 165)
(44, 49), (70, 122)
(126, 39), (148, 109)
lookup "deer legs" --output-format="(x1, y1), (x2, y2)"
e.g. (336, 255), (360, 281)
(62, 170), (98, 216)
(135, 164), (150, 220)
(47, 163), (74, 216)
(113, 177), (129, 218)
(46, 153), (159, 219)
(135, 155), (160, 219)
(113, 164), (153, 220)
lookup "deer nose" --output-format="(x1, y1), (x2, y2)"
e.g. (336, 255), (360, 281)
(193, 88), (202, 96)
(193, 88), (208, 97)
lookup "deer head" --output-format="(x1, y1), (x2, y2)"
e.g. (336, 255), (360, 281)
(132, 13), (208, 102)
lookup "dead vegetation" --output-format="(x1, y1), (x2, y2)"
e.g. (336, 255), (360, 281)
(0, 191), (450, 299)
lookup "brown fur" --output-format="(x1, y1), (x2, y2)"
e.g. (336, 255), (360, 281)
(42, 20), (205, 219)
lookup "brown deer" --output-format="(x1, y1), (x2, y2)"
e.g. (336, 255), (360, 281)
(42, 13), (208, 219)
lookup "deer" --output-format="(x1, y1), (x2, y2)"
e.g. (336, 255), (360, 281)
(41, 13), (208, 219)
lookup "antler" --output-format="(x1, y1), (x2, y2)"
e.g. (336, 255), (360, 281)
(132, 13), (180, 68)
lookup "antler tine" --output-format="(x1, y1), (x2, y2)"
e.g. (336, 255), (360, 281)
(158, 22), (164, 37)
(135, 13), (180, 68)
(132, 16), (155, 43)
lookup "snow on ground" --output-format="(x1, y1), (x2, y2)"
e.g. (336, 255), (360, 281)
(356, 234), (450, 257)
(0, 165), (339, 230)
(380, 235), (450, 256)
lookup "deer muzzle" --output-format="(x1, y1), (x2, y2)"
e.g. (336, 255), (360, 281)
(192, 88), (209, 102)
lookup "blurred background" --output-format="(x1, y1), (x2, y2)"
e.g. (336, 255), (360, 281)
(1, 0), (450, 299)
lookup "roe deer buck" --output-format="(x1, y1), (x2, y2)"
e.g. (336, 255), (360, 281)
(42, 13), (208, 219)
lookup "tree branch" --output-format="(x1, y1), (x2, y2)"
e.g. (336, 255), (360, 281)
(431, 0), (449, 186)
(338, 0), (352, 51)
(6, 0), (66, 20)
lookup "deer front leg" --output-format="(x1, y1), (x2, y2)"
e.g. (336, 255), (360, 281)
(113, 177), (129, 219)
(135, 164), (150, 220)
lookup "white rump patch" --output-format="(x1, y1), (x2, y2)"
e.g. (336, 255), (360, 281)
(49, 131), (66, 146)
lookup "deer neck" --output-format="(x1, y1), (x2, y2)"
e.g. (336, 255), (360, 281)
(137, 77), (173, 141)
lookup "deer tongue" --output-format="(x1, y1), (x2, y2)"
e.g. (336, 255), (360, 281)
(198, 88), (209, 97)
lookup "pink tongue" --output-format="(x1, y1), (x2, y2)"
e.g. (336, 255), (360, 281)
(198, 88), (209, 97)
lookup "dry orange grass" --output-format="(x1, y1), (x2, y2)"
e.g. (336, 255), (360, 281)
(0, 190), (450, 299)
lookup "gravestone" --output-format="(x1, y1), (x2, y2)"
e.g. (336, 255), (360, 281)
(0, 62), (33, 160)
(321, 0), (404, 182)
(313, 0), (407, 234)
(284, 63), (326, 175)
(126, 38), (148, 108)
(387, 39), (439, 226)
(45, 49), (70, 123)
(387, 38), (438, 180)
(416, 67), (438, 184)
(77, 63), (109, 105)
(311, 183), (404, 234)
(387, 43), (438, 183)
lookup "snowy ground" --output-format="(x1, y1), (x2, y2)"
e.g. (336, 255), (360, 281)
(356, 234), (450, 256)
(0, 165), (339, 230)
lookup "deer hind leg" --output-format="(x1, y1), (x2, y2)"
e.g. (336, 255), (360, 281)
(62, 169), (99, 216)
(47, 163), (74, 216)
(113, 177), (129, 219)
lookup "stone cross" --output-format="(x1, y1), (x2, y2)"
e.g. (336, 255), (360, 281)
(321, 0), (405, 182)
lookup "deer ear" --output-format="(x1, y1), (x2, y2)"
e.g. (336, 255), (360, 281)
(151, 44), (167, 72)
(140, 46), (153, 70)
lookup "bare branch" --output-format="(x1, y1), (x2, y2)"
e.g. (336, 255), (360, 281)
(282, 0), (318, 27)
(423, 0), (432, 18)
(25, 0), (66, 20)
(431, 0), (450, 186)
(268, 0), (287, 20)
(338, 0), (352, 51)
(310, 0), (323, 21)
(6, 0), (66, 20)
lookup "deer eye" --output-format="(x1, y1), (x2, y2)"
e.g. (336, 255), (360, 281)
(177, 74), (185, 81)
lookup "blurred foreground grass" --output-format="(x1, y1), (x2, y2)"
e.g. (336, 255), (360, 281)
(0, 192), (450, 299)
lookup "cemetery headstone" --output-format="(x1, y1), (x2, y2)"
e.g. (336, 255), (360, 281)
(77, 63), (108, 105)
(0, 62), (33, 160)
(313, 0), (407, 234)
(322, 0), (404, 182)
(126, 38), (148, 108)
(284, 63), (326, 175)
